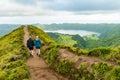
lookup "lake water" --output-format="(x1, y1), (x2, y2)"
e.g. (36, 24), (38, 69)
(45, 30), (100, 36)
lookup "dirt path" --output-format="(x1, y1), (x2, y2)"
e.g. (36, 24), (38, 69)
(23, 26), (29, 46)
(23, 27), (67, 80)
(59, 49), (116, 69)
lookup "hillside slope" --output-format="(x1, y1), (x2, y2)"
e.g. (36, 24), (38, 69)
(0, 25), (120, 80)
(0, 26), (29, 80)
(101, 26), (120, 47)
(28, 25), (120, 80)
(47, 32), (86, 48)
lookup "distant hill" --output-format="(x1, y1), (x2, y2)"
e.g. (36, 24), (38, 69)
(45, 24), (120, 49)
(0, 23), (119, 49)
(47, 32), (86, 48)
(0, 24), (20, 36)
(35, 23), (120, 34)
(100, 26), (120, 47)
(1, 23), (120, 36)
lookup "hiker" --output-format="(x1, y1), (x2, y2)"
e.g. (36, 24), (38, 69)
(27, 36), (34, 57)
(34, 36), (41, 57)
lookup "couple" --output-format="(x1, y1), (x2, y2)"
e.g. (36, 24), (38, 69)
(27, 36), (41, 57)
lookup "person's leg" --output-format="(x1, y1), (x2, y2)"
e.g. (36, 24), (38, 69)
(38, 49), (40, 55)
(31, 50), (34, 56)
(29, 50), (33, 57)
(29, 47), (34, 57)
(36, 48), (40, 57)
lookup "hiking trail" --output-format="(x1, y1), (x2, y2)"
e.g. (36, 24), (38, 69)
(23, 27), (67, 80)
(58, 48), (117, 69)
(23, 27), (117, 80)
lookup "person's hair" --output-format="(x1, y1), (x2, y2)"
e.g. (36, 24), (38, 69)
(29, 36), (31, 38)
(36, 36), (39, 38)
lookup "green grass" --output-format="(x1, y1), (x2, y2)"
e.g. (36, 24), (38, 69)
(28, 25), (56, 45)
(0, 26), (30, 80)
(57, 34), (77, 46)
(83, 34), (99, 40)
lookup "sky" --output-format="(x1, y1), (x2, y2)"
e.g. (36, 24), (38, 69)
(0, 0), (120, 24)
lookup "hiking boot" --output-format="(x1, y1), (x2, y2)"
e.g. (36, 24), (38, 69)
(30, 54), (33, 58)
(36, 53), (38, 56)
(37, 54), (40, 57)
(38, 55), (40, 57)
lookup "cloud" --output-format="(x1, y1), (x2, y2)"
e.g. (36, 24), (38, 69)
(0, 0), (120, 24)
(13, 0), (55, 5)
(13, 0), (39, 5)
(1, 13), (120, 24)
(0, 0), (120, 17)
(43, 0), (120, 11)
(0, 0), (56, 16)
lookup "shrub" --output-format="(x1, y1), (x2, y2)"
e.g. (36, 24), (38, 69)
(55, 60), (74, 74)
(91, 62), (112, 80)
(45, 47), (58, 65)
(88, 47), (112, 57)
(105, 66), (120, 80)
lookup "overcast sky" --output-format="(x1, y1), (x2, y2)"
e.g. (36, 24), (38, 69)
(0, 0), (120, 24)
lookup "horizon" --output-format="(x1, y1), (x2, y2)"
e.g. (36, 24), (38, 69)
(0, 0), (120, 24)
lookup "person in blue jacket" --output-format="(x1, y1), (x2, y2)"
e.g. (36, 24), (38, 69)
(34, 36), (41, 57)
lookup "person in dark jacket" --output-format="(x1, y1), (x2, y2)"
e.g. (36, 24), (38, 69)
(34, 36), (41, 57)
(27, 36), (34, 57)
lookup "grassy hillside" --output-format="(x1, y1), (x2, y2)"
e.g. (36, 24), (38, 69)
(28, 25), (120, 80)
(46, 32), (101, 49)
(46, 25), (120, 49)
(0, 26), (29, 80)
(0, 25), (119, 80)
(101, 26), (120, 47)
(47, 32), (86, 48)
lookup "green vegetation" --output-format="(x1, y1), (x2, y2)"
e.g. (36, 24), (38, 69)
(28, 25), (56, 45)
(91, 62), (112, 80)
(37, 24), (119, 50)
(57, 34), (77, 46)
(0, 26), (30, 80)
(47, 33), (86, 48)
(101, 26), (120, 47)
(88, 47), (120, 65)
(47, 32), (77, 46)
(83, 34), (99, 40)
(0, 25), (119, 80)
(1, 24), (119, 49)
(28, 25), (120, 80)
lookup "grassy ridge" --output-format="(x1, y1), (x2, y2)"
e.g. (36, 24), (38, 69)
(28, 25), (120, 80)
(28, 25), (56, 45)
(0, 26), (30, 80)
